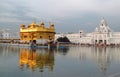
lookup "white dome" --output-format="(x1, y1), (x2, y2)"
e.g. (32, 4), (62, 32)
(95, 27), (99, 32)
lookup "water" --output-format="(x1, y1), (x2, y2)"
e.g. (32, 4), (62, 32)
(0, 45), (120, 77)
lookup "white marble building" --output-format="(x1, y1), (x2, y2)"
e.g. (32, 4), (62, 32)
(2, 31), (11, 39)
(55, 18), (120, 45)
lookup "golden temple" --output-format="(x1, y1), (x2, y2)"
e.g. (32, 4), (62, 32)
(20, 21), (55, 44)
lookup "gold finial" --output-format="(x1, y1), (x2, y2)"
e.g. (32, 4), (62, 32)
(50, 22), (54, 28)
(21, 24), (25, 28)
(50, 22), (54, 26)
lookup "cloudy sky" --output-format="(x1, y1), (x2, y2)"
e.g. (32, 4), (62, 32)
(0, 0), (120, 33)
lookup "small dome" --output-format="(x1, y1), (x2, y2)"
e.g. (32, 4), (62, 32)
(79, 30), (83, 33)
(40, 21), (44, 25)
(50, 23), (54, 27)
(21, 24), (25, 28)
(95, 27), (99, 32)
(30, 22), (37, 26)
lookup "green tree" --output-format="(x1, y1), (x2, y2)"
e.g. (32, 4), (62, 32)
(57, 36), (70, 42)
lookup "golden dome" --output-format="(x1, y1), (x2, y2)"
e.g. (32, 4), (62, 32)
(30, 22), (37, 26)
(21, 24), (25, 28)
(50, 22), (54, 28)
(40, 21), (44, 25)
(50, 23), (54, 26)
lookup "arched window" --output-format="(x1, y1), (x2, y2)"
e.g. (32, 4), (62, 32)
(102, 24), (103, 26)
(40, 36), (42, 39)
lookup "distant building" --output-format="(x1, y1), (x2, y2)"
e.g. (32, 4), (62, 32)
(20, 21), (55, 44)
(2, 31), (10, 39)
(0, 29), (19, 39)
(55, 18), (120, 45)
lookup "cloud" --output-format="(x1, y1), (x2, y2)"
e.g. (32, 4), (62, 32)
(0, 0), (31, 23)
(0, 17), (22, 23)
(22, 0), (120, 17)
(0, 0), (120, 22)
(0, 0), (120, 32)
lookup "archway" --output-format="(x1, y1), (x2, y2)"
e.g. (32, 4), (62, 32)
(104, 40), (106, 45)
(99, 40), (103, 44)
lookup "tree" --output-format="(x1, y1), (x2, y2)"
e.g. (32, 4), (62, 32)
(57, 36), (70, 42)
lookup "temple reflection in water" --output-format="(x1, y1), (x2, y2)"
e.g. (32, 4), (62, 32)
(19, 48), (54, 72)
(1, 45), (120, 77)
(77, 46), (120, 75)
(93, 47), (110, 75)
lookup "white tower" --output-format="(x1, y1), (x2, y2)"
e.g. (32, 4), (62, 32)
(99, 18), (109, 33)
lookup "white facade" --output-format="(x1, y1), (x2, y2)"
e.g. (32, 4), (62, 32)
(2, 32), (11, 39)
(55, 18), (120, 45)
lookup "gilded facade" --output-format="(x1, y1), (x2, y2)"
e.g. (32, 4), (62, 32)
(20, 21), (55, 44)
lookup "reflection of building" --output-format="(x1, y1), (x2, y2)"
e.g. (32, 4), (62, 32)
(55, 18), (120, 45)
(93, 47), (111, 75)
(77, 47), (120, 75)
(19, 48), (36, 71)
(20, 21), (55, 44)
(66, 47), (120, 75)
(19, 48), (54, 72)
(78, 47), (111, 75)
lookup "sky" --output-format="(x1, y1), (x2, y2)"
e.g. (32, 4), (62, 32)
(0, 0), (120, 33)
